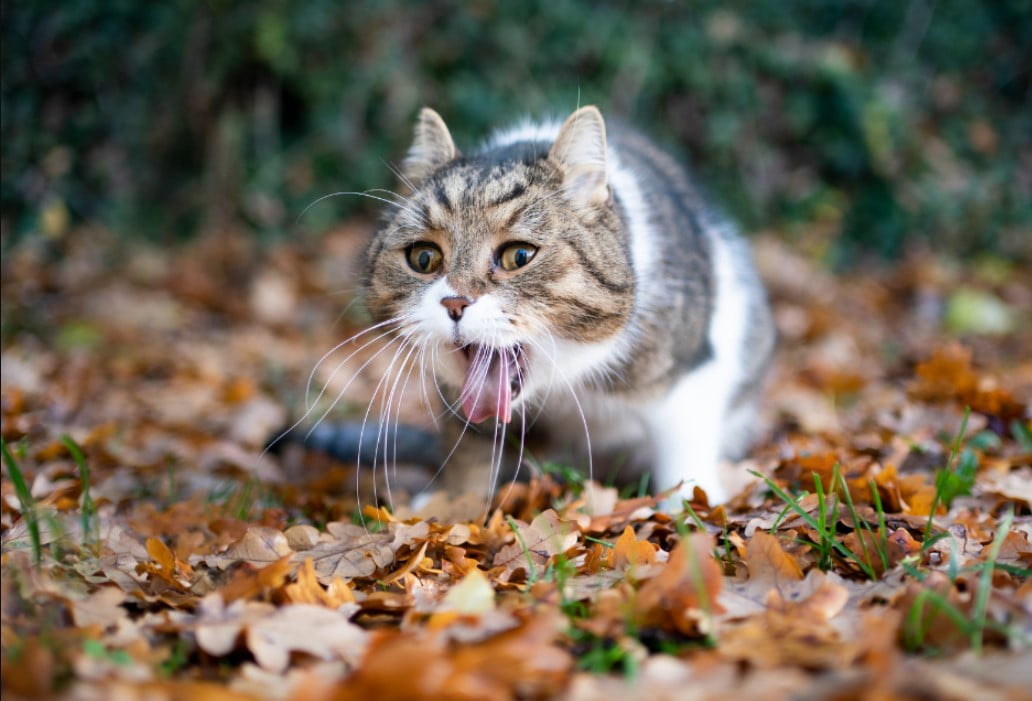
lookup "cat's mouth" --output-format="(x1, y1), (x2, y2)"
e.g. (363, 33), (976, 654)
(457, 344), (527, 424)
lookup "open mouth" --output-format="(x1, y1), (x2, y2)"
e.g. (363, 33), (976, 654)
(457, 344), (527, 424)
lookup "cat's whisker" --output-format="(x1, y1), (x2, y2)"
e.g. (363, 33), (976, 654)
(305, 315), (410, 412)
(297, 190), (423, 224)
(366, 187), (428, 226)
(264, 323), (409, 460)
(374, 336), (423, 512)
(305, 330), (412, 440)
(414, 342), (439, 428)
(423, 344), (466, 423)
(384, 340), (422, 488)
(483, 333), (507, 519)
(525, 332), (595, 485)
(359, 335), (418, 516)
(382, 161), (422, 204)
(423, 373), (478, 492)
(346, 335), (409, 532)
(495, 350), (529, 510)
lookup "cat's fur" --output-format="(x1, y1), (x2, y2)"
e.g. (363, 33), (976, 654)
(361, 106), (774, 503)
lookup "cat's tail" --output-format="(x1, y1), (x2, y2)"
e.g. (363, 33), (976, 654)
(266, 421), (443, 468)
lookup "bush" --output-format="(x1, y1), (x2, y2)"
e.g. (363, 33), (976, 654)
(2, 0), (1029, 261)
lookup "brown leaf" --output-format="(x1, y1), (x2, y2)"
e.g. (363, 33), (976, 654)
(283, 557), (356, 608)
(317, 612), (571, 701)
(222, 527), (293, 567)
(493, 509), (578, 582)
(245, 604), (367, 673)
(745, 530), (804, 589)
(69, 586), (128, 629)
(612, 525), (657, 569)
(285, 524), (321, 551)
(635, 533), (724, 635)
(303, 529), (396, 583)
(194, 595), (272, 657)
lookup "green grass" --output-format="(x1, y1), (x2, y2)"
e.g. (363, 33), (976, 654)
(751, 468), (878, 580)
(82, 639), (134, 667)
(2, 438), (41, 564)
(573, 633), (639, 677)
(158, 637), (193, 678)
(539, 461), (588, 493)
(350, 507), (386, 533)
(506, 516), (540, 585)
(902, 509), (1019, 654)
(679, 499), (708, 533)
(836, 467), (889, 575)
(1011, 420), (1032, 452)
(925, 408), (976, 539)
(61, 435), (96, 546)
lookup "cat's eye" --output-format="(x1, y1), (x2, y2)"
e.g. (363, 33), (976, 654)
(406, 243), (443, 274)
(498, 243), (538, 271)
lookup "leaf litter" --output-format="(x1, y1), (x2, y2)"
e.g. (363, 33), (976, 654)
(1, 227), (1030, 700)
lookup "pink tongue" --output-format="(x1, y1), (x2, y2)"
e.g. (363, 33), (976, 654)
(460, 347), (513, 424)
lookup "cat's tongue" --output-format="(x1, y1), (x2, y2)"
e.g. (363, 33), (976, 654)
(460, 346), (513, 424)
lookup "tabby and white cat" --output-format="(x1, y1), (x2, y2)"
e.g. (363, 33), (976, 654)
(358, 105), (773, 505)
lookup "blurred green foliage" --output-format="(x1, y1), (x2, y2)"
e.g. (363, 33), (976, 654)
(2, 0), (1029, 261)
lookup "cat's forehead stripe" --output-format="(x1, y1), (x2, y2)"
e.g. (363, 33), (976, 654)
(433, 181), (453, 214)
(487, 183), (527, 208)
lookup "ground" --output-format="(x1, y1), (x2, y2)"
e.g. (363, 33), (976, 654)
(1, 224), (1029, 700)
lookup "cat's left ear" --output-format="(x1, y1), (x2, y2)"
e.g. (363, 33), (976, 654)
(549, 106), (609, 208)
(403, 107), (459, 184)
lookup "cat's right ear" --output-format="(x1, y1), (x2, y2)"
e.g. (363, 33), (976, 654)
(549, 105), (609, 208)
(402, 108), (459, 184)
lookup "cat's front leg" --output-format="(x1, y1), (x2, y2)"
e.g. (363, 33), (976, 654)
(644, 363), (732, 505)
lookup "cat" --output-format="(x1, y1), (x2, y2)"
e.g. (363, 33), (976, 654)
(332, 105), (774, 506)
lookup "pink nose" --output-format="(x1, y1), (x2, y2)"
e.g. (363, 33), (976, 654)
(441, 296), (473, 321)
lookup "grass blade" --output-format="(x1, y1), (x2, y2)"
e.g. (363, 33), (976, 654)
(61, 434), (95, 545)
(970, 509), (1014, 654)
(2, 439), (41, 564)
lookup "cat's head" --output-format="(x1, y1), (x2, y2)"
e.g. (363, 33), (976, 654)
(363, 106), (634, 424)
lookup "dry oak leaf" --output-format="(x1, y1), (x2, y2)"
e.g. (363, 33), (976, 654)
(192, 594), (366, 672)
(580, 487), (670, 534)
(283, 557), (356, 608)
(315, 611), (571, 701)
(979, 466), (1032, 507)
(745, 530), (804, 591)
(217, 526), (293, 569)
(194, 594), (275, 657)
(493, 509), (579, 582)
(427, 569), (520, 643)
(245, 603), (367, 673)
(719, 575), (856, 670)
(634, 533), (724, 636)
(612, 525), (658, 569)
(302, 526), (397, 583)
(139, 536), (194, 589)
(218, 555), (294, 603)
(285, 524), (321, 551)
(840, 526), (920, 577)
(435, 568), (496, 617)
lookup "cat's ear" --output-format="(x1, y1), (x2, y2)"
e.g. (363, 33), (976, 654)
(549, 106), (609, 208)
(403, 107), (459, 184)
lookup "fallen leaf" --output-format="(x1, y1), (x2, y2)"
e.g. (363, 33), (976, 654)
(246, 604), (367, 673)
(635, 533), (724, 635)
(745, 530), (804, 591)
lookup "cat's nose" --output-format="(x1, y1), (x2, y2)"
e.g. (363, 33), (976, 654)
(440, 296), (473, 321)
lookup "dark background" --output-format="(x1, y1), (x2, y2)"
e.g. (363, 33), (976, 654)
(2, 0), (1030, 264)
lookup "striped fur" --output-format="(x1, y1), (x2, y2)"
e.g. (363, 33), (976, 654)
(362, 106), (774, 503)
